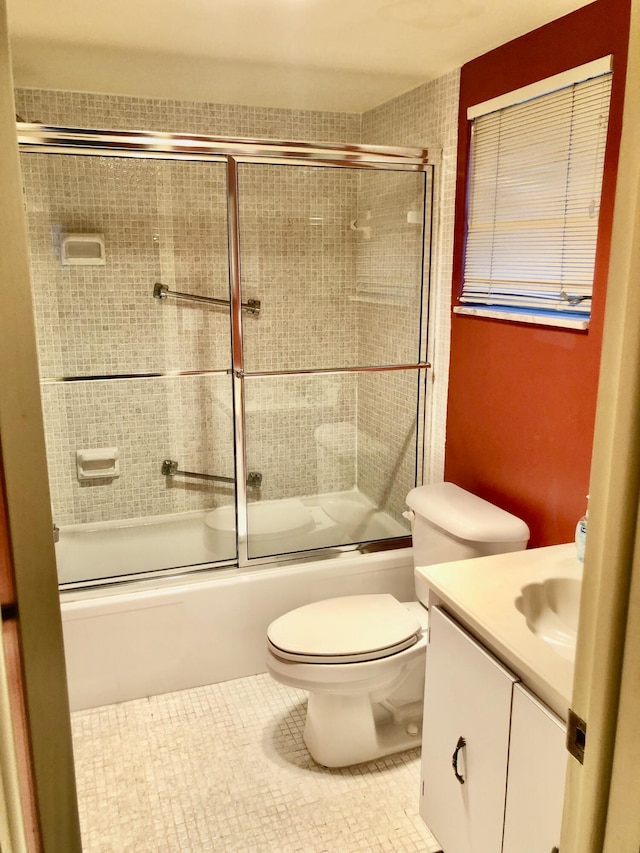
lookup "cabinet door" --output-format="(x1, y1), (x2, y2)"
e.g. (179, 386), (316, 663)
(502, 683), (567, 853)
(420, 607), (516, 853)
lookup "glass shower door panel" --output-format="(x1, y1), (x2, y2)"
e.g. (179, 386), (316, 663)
(45, 373), (237, 586)
(20, 154), (232, 377)
(21, 151), (238, 585)
(237, 164), (430, 372)
(241, 370), (420, 560)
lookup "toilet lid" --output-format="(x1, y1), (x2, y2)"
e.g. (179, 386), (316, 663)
(267, 594), (422, 664)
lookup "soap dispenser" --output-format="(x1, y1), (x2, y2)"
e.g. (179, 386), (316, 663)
(575, 496), (589, 563)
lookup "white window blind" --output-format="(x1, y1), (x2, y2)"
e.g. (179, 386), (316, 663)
(460, 70), (613, 327)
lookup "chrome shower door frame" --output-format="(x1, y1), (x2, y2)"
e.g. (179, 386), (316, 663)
(227, 154), (433, 567)
(18, 123), (434, 576)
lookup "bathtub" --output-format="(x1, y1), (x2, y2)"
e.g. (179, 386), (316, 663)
(59, 512), (415, 711)
(55, 490), (408, 585)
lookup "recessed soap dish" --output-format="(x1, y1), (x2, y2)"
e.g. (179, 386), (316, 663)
(61, 234), (106, 266)
(76, 448), (119, 481)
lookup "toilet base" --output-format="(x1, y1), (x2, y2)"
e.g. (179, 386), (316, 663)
(303, 691), (423, 767)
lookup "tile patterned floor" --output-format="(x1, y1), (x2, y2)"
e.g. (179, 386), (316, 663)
(71, 673), (442, 852)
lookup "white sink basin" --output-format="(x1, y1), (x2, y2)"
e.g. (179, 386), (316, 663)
(416, 544), (581, 719)
(516, 577), (581, 662)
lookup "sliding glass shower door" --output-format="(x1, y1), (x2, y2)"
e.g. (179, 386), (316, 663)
(19, 124), (433, 586)
(21, 151), (239, 585)
(235, 163), (431, 561)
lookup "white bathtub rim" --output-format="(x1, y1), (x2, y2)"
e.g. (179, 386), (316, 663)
(61, 545), (417, 710)
(60, 546), (414, 606)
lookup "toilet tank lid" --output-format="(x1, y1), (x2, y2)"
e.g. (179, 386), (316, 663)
(406, 483), (530, 543)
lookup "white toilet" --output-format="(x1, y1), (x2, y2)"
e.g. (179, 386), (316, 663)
(266, 482), (530, 767)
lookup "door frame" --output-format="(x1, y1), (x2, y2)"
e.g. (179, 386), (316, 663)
(561, 0), (640, 848)
(0, 2), (82, 849)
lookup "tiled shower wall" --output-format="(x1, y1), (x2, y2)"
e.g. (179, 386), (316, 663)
(353, 168), (430, 521)
(360, 70), (461, 496)
(16, 79), (457, 532)
(17, 90), (363, 525)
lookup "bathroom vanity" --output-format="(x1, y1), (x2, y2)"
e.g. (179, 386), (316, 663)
(415, 543), (581, 853)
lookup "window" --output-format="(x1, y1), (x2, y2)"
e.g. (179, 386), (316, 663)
(457, 59), (613, 330)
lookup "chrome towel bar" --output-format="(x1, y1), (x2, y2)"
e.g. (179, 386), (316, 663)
(161, 459), (262, 488)
(153, 282), (261, 316)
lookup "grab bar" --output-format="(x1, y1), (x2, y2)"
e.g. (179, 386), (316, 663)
(153, 282), (261, 316)
(161, 459), (262, 488)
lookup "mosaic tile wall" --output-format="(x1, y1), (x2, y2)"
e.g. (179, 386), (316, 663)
(20, 148), (239, 525)
(244, 374), (356, 499)
(360, 70), (461, 492)
(237, 163), (358, 372)
(40, 375), (236, 524)
(353, 168), (431, 522)
(16, 80), (458, 538)
(20, 154), (231, 378)
(15, 89), (362, 529)
(15, 89), (360, 141)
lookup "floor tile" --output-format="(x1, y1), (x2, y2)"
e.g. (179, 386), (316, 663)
(72, 674), (441, 852)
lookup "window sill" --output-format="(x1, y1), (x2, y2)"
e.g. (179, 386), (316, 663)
(453, 306), (590, 331)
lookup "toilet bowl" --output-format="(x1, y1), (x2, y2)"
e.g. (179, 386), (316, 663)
(266, 483), (530, 767)
(266, 595), (428, 767)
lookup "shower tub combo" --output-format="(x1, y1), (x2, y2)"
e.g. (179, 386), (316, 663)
(19, 123), (434, 710)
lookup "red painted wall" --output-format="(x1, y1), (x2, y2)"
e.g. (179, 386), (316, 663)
(444, 0), (631, 547)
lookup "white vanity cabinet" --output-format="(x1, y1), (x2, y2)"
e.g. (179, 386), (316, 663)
(502, 684), (566, 853)
(420, 606), (516, 853)
(420, 606), (567, 853)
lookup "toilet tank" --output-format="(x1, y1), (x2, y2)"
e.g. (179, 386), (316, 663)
(405, 483), (530, 567)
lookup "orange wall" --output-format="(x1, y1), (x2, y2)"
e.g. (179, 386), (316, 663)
(444, 0), (631, 547)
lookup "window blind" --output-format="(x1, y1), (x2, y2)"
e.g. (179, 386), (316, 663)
(460, 71), (613, 325)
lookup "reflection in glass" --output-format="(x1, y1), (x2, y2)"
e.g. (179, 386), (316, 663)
(242, 371), (420, 559)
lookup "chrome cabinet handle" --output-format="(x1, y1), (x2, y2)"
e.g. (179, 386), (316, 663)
(452, 735), (466, 784)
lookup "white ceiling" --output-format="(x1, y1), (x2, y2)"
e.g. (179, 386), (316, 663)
(7, 0), (591, 113)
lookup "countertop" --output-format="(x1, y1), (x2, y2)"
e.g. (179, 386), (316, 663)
(415, 543), (581, 721)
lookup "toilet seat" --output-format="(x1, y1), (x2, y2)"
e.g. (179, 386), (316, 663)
(267, 594), (422, 664)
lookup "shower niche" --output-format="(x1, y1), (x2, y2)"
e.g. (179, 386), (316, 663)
(19, 124), (433, 588)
